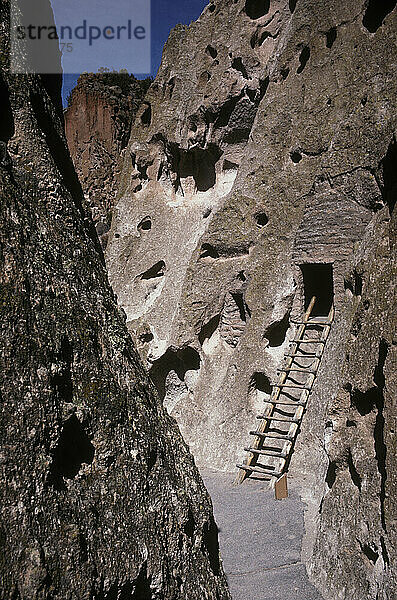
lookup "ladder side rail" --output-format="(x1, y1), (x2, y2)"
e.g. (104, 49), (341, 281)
(236, 297), (317, 484)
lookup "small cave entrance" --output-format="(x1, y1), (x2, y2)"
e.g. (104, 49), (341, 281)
(245, 0), (270, 20)
(300, 263), (334, 316)
(362, 0), (396, 33)
(149, 347), (201, 402)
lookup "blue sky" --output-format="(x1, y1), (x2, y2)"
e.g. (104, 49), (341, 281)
(62, 0), (208, 105)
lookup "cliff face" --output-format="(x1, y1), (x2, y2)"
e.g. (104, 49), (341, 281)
(65, 73), (151, 247)
(105, 0), (397, 598)
(0, 3), (230, 599)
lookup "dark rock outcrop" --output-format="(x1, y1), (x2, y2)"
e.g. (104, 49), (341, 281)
(0, 3), (230, 599)
(65, 72), (151, 248)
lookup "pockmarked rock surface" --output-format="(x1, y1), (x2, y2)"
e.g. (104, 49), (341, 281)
(0, 3), (230, 599)
(106, 0), (397, 599)
(65, 72), (151, 248)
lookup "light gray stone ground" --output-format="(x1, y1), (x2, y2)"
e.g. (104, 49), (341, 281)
(202, 470), (324, 600)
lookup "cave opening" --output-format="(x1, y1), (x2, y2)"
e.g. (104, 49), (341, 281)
(47, 415), (95, 490)
(149, 347), (201, 401)
(139, 261), (165, 280)
(251, 372), (272, 395)
(264, 311), (290, 347)
(300, 263), (334, 316)
(362, 0), (396, 33)
(245, 0), (270, 20)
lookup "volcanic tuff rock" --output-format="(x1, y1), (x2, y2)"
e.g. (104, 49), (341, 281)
(0, 2), (230, 599)
(65, 72), (151, 248)
(106, 0), (397, 598)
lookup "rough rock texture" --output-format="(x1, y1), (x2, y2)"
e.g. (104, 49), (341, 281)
(106, 0), (397, 598)
(0, 3), (230, 599)
(65, 73), (151, 247)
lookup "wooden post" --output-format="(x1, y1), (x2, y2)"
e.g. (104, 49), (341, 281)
(275, 474), (288, 500)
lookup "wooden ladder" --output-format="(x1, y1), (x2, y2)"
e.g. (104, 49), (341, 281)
(236, 296), (334, 486)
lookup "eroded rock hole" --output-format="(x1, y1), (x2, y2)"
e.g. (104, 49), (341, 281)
(138, 216), (152, 232)
(48, 415), (94, 490)
(300, 263), (334, 316)
(140, 103), (152, 126)
(290, 150), (302, 163)
(245, 0), (270, 19)
(280, 67), (290, 80)
(51, 338), (73, 403)
(206, 45), (218, 59)
(214, 96), (240, 129)
(0, 74), (14, 143)
(325, 460), (337, 489)
(178, 145), (222, 192)
(150, 347), (200, 401)
(326, 27), (337, 48)
(223, 159), (239, 171)
(201, 518), (220, 576)
(363, 0), (396, 33)
(344, 270), (363, 297)
(140, 261), (165, 280)
(184, 509), (195, 539)
(147, 448), (157, 472)
(139, 331), (154, 344)
(251, 28), (272, 48)
(289, 0), (298, 12)
(200, 243), (219, 259)
(347, 450), (362, 490)
(297, 46), (310, 74)
(221, 293), (250, 347)
(199, 314), (221, 346)
(251, 372), (272, 395)
(232, 292), (248, 322)
(231, 57), (249, 79)
(259, 76), (270, 101)
(351, 387), (380, 416)
(360, 543), (379, 565)
(381, 138), (397, 213)
(264, 312), (290, 347)
(255, 212), (268, 227)
(166, 76), (176, 99)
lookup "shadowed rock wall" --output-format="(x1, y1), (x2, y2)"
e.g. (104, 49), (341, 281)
(106, 0), (397, 598)
(0, 2), (230, 599)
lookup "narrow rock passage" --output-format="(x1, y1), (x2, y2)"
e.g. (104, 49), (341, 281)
(202, 471), (324, 600)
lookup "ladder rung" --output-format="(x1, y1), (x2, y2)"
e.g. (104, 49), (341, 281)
(291, 320), (331, 325)
(237, 464), (281, 476)
(285, 352), (318, 358)
(256, 415), (298, 422)
(291, 339), (326, 344)
(274, 383), (310, 389)
(249, 431), (293, 441)
(267, 400), (306, 407)
(280, 367), (318, 373)
(244, 448), (287, 458)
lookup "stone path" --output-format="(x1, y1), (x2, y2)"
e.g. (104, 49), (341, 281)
(202, 470), (324, 600)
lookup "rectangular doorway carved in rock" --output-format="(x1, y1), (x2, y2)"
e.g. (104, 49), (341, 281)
(300, 263), (334, 316)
